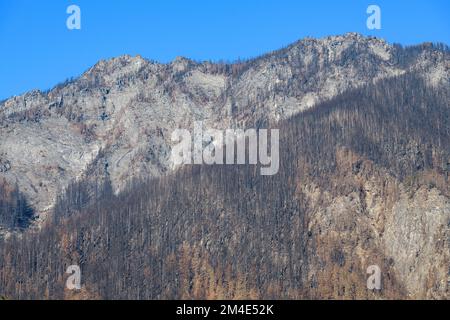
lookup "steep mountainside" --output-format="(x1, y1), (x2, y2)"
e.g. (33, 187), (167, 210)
(0, 73), (448, 299)
(0, 33), (448, 221)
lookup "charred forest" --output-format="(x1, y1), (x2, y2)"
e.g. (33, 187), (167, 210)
(0, 71), (449, 299)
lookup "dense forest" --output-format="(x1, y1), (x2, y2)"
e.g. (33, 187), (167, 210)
(0, 72), (449, 299)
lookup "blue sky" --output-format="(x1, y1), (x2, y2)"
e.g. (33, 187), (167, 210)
(0, 0), (449, 100)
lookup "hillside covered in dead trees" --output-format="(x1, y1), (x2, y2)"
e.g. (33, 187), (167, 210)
(0, 71), (449, 299)
(0, 180), (33, 231)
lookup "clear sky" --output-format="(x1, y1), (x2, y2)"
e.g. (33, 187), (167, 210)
(0, 0), (449, 100)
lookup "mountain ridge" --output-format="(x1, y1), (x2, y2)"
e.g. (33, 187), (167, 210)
(2, 32), (449, 104)
(0, 33), (449, 224)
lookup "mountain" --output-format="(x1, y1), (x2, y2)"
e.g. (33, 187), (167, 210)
(0, 33), (449, 300)
(0, 33), (448, 221)
(0, 71), (449, 299)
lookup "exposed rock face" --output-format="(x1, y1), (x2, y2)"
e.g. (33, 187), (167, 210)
(384, 187), (449, 298)
(0, 33), (448, 219)
(302, 151), (450, 299)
